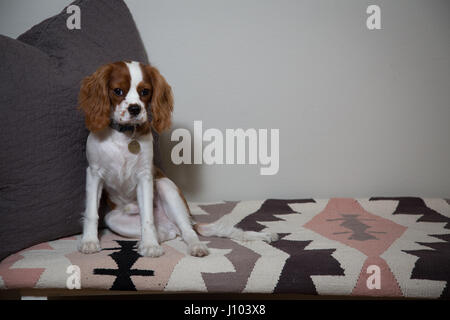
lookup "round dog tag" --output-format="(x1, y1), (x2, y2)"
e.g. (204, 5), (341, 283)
(128, 140), (141, 154)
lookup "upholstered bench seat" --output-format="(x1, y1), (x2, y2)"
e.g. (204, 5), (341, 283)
(1, 197), (449, 299)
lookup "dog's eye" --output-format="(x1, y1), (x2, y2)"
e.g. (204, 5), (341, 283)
(140, 88), (150, 96)
(113, 88), (123, 96)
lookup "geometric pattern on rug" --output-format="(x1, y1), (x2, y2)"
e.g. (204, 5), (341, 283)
(93, 240), (154, 291)
(1, 198), (449, 299)
(304, 198), (407, 297)
(369, 197), (450, 298)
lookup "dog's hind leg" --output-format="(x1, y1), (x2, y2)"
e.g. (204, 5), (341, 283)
(192, 204), (278, 243)
(104, 207), (141, 238)
(104, 203), (180, 243)
(155, 177), (209, 257)
(194, 222), (278, 243)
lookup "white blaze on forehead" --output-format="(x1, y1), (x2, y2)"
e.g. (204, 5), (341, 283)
(113, 61), (148, 124)
(125, 61), (143, 103)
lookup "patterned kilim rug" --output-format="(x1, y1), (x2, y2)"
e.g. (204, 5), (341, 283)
(1, 197), (449, 298)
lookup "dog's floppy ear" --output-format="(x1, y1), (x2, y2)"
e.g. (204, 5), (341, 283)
(78, 64), (113, 132)
(143, 65), (174, 133)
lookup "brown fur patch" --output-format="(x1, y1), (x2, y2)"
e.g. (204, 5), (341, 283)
(153, 166), (166, 179)
(78, 61), (130, 132)
(153, 166), (192, 217)
(104, 190), (116, 210)
(140, 63), (174, 133)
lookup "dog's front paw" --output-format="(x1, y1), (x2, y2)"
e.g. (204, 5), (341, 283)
(138, 244), (165, 257)
(79, 239), (101, 254)
(189, 242), (209, 257)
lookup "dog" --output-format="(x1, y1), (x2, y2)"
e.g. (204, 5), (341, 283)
(77, 61), (278, 257)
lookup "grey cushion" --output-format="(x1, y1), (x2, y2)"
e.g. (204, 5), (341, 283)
(0, 0), (159, 261)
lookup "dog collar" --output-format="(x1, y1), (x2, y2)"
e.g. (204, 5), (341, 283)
(109, 121), (136, 133)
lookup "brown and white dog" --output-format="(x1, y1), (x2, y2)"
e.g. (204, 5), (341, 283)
(78, 61), (277, 257)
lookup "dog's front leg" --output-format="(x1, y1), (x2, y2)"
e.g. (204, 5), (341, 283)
(79, 167), (103, 253)
(136, 175), (164, 257)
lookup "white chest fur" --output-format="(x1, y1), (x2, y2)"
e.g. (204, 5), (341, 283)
(86, 128), (154, 204)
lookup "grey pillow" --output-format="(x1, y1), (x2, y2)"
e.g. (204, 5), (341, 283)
(0, 0), (160, 261)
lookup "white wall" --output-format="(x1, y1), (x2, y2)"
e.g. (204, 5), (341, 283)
(0, 0), (73, 37)
(1, 0), (449, 201)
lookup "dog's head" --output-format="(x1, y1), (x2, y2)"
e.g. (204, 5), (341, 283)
(78, 61), (173, 134)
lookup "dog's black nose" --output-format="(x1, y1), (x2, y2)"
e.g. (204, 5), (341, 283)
(128, 104), (141, 116)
